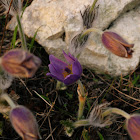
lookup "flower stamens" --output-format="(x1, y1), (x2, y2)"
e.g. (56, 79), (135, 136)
(63, 65), (73, 78)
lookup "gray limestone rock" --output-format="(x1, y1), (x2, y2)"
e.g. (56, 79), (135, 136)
(7, 0), (140, 76)
(79, 6), (140, 76)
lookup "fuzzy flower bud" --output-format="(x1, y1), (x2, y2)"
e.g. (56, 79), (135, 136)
(1, 49), (41, 78)
(10, 105), (40, 140)
(126, 114), (140, 140)
(102, 31), (134, 58)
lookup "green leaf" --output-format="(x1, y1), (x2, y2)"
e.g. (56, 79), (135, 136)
(86, 97), (91, 111)
(22, 0), (29, 14)
(132, 73), (140, 86)
(66, 92), (73, 99)
(28, 29), (38, 51)
(93, 78), (99, 83)
(11, 25), (18, 48)
(40, 95), (51, 102)
(97, 131), (104, 140)
(82, 129), (90, 140)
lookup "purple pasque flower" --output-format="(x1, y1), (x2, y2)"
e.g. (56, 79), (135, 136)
(46, 51), (82, 85)
(126, 114), (140, 140)
(10, 105), (40, 140)
(102, 31), (134, 58)
(1, 49), (41, 78)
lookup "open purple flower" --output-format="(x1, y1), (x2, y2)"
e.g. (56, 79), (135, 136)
(46, 51), (82, 85)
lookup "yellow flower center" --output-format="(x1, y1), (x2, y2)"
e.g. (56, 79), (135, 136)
(62, 65), (73, 78)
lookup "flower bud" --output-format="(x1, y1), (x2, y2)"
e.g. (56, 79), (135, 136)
(1, 49), (41, 78)
(126, 114), (140, 140)
(102, 31), (134, 58)
(10, 105), (40, 140)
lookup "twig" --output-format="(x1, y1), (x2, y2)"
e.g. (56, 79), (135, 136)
(86, 86), (109, 117)
(45, 127), (57, 140)
(111, 92), (140, 109)
(97, 75), (140, 102)
(33, 90), (52, 107)
(19, 78), (33, 96)
(47, 117), (54, 140)
(39, 91), (58, 129)
(1, 0), (14, 56)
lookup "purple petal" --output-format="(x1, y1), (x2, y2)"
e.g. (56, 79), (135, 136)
(64, 74), (80, 85)
(72, 61), (82, 75)
(10, 106), (39, 139)
(102, 33), (128, 57)
(2, 49), (26, 64)
(49, 55), (68, 69)
(104, 32), (134, 48)
(46, 73), (64, 82)
(127, 115), (140, 140)
(63, 51), (77, 64)
(68, 52), (77, 61)
(48, 64), (64, 81)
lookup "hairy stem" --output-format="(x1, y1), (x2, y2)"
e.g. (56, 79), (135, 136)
(78, 96), (86, 120)
(102, 108), (130, 119)
(77, 80), (86, 120)
(80, 28), (103, 41)
(73, 119), (89, 128)
(1, 93), (16, 108)
(77, 80), (85, 97)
